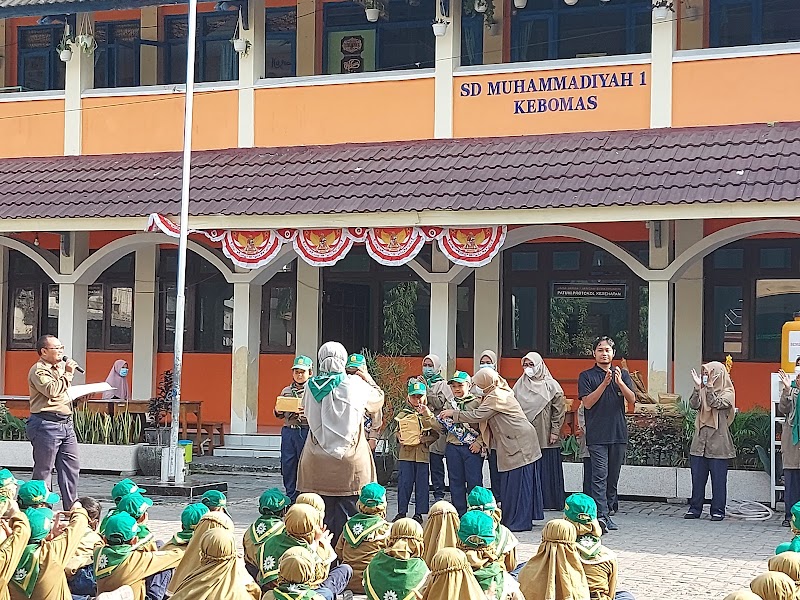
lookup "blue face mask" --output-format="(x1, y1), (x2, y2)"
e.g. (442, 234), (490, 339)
(701, 374), (709, 386)
(422, 366), (437, 377)
(119, 368), (129, 377)
(479, 363), (495, 370)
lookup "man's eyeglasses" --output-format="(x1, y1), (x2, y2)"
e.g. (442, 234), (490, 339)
(44, 346), (64, 351)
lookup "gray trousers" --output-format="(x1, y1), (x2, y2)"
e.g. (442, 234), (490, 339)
(588, 443), (627, 519)
(26, 414), (80, 509)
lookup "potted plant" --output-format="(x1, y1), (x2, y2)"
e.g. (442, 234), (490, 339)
(232, 37), (250, 54)
(74, 33), (96, 55)
(432, 18), (448, 37)
(57, 38), (73, 63)
(365, 0), (381, 22)
(487, 20), (501, 36)
(137, 370), (173, 476)
(463, 0), (495, 28)
(474, 0), (488, 13)
(652, 0), (674, 20)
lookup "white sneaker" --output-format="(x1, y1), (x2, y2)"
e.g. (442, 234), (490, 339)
(96, 585), (134, 600)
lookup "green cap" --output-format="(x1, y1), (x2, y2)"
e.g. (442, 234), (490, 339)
(104, 512), (140, 544)
(259, 488), (290, 515)
(0, 469), (23, 488)
(25, 507), (55, 543)
(458, 510), (496, 548)
(791, 501), (800, 530)
(564, 493), (597, 525)
(467, 486), (497, 514)
(117, 492), (153, 519)
(181, 503), (209, 532)
(18, 481), (60, 508)
(407, 380), (426, 396)
(448, 371), (471, 384)
(346, 354), (366, 370)
(112, 479), (146, 504)
(292, 355), (313, 371)
(201, 490), (227, 509)
(359, 483), (387, 508)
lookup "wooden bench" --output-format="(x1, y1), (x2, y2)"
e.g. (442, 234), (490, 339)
(182, 421), (225, 454)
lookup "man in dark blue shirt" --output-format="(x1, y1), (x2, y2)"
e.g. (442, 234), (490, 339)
(578, 336), (636, 532)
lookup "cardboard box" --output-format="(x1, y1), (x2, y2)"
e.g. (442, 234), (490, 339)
(397, 414), (422, 446)
(276, 396), (301, 413)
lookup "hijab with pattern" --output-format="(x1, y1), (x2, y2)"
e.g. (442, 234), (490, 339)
(422, 501), (460, 567)
(514, 352), (564, 422)
(697, 361), (736, 431)
(419, 548), (484, 600)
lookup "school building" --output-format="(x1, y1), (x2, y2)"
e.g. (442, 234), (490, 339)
(0, 0), (798, 449)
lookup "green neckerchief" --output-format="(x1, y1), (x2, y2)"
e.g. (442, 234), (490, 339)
(454, 395), (476, 410)
(94, 544), (133, 580)
(777, 535), (800, 555)
(495, 524), (518, 556)
(342, 513), (387, 548)
(247, 515), (285, 546)
(363, 552), (428, 600)
(257, 533), (309, 586)
(472, 562), (505, 600)
(423, 372), (443, 385)
(273, 584), (320, 600)
(168, 530), (193, 546)
(307, 372), (346, 403)
(99, 508), (118, 534)
(576, 533), (602, 559)
(11, 544), (42, 598)
(791, 387), (800, 446)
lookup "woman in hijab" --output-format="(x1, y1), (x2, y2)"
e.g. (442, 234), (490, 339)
(420, 548), (484, 600)
(261, 547), (325, 600)
(769, 552), (800, 583)
(440, 369), (541, 532)
(514, 352), (566, 510)
(298, 342), (384, 543)
(419, 354), (454, 503)
(685, 361), (736, 521)
(723, 591), (764, 600)
(477, 350), (503, 501)
(750, 572), (798, 600)
(102, 360), (130, 401)
(422, 501), (460, 567)
(170, 529), (258, 600)
(362, 518), (429, 600)
(479, 350), (498, 372)
(778, 360), (800, 527)
(518, 519), (591, 600)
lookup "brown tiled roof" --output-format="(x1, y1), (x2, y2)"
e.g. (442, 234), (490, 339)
(0, 122), (797, 221)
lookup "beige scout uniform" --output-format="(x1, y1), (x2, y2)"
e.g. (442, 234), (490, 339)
(334, 520), (390, 593)
(779, 388), (800, 469)
(95, 548), (183, 600)
(424, 379), (454, 457)
(1, 511), (31, 600)
(397, 408), (441, 463)
(28, 359), (73, 416)
(688, 389), (736, 460)
(275, 383), (308, 428)
(527, 392), (566, 450)
(582, 551), (618, 600)
(65, 529), (104, 577)
(9, 509), (88, 600)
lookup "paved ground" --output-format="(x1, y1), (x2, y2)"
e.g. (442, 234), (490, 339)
(42, 469), (788, 600)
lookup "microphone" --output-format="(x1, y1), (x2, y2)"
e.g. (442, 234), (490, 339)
(62, 356), (85, 374)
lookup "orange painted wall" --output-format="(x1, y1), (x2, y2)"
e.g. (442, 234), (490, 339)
(0, 100), (65, 158)
(704, 218), (800, 239)
(154, 353), (232, 422)
(673, 54), (800, 128)
(453, 65), (651, 138)
(253, 78), (435, 147)
(258, 354), (293, 427)
(82, 91), (238, 155)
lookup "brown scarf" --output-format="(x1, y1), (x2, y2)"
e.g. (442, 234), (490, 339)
(697, 361), (736, 431)
(422, 501), (460, 567)
(419, 548), (484, 600)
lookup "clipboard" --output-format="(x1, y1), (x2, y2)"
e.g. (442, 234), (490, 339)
(275, 396), (301, 413)
(68, 382), (114, 401)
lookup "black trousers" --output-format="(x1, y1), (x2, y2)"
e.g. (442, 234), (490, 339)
(786, 469), (800, 520)
(689, 455), (728, 516)
(587, 443), (626, 519)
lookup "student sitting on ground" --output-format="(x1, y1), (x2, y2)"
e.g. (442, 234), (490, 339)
(0, 495), (31, 600)
(422, 501), (460, 567)
(335, 483), (390, 594)
(243, 489), (289, 579)
(362, 518), (429, 600)
(200, 491), (229, 516)
(466, 487), (519, 574)
(9, 502), (88, 600)
(160, 504), (209, 554)
(518, 519), (590, 600)
(296, 494), (325, 525)
(101, 480), (147, 535)
(750, 572), (798, 600)
(66, 497), (105, 599)
(16, 482), (59, 511)
(777, 502), (800, 554)
(419, 548), (484, 600)
(261, 547), (325, 600)
(0, 470), (24, 502)
(116, 493), (156, 552)
(94, 512), (183, 600)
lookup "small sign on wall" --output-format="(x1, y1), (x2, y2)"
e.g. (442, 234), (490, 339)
(552, 282), (627, 300)
(326, 29), (376, 75)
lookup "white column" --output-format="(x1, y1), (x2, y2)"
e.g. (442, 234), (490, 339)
(64, 13), (94, 156)
(674, 220), (704, 399)
(296, 0), (316, 76)
(648, 221), (673, 395)
(238, 0), (265, 148)
(433, 0), (461, 139)
(140, 7), (159, 86)
(231, 282), (262, 434)
(132, 247), (157, 400)
(650, 4), (676, 128)
(0, 247), (8, 393)
(430, 282), (457, 377)
(473, 255), (500, 372)
(59, 233), (89, 384)
(295, 260), (321, 362)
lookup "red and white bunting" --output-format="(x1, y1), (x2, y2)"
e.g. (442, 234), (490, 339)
(365, 227), (426, 266)
(293, 229), (354, 267)
(145, 213), (182, 237)
(220, 230), (288, 269)
(437, 226), (507, 267)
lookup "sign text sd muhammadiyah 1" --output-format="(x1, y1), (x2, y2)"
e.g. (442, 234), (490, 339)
(459, 70), (648, 115)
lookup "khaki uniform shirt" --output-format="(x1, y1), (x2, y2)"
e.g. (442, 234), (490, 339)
(397, 408), (441, 464)
(583, 554), (617, 600)
(422, 379), (453, 456)
(0, 511), (31, 600)
(275, 383), (308, 429)
(334, 521), (390, 593)
(28, 359), (74, 416)
(529, 393), (566, 450)
(95, 548), (183, 600)
(445, 396), (484, 447)
(688, 389), (736, 460)
(779, 387), (800, 469)
(65, 529), (103, 576)
(9, 509), (88, 600)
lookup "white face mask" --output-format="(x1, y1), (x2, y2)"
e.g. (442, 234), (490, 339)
(702, 374), (709, 386)
(479, 363), (495, 370)
(524, 366), (535, 378)
(795, 367), (800, 375)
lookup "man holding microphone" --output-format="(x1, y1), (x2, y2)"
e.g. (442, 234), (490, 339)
(26, 334), (80, 510)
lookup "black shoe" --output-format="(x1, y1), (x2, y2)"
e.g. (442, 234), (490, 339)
(598, 518), (609, 534)
(412, 514), (424, 524)
(392, 513), (406, 522)
(684, 511), (701, 519)
(433, 496), (444, 502)
(605, 516), (619, 531)
(711, 513), (725, 522)
(609, 509), (617, 516)
(783, 518), (791, 527)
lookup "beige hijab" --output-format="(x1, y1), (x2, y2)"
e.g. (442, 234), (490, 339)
(751, 572), (798, 600)
(296, 493), (326, 526)
(472, 369), (520, 416)
(276, 546), (316, 586)
(420, 548), (484, 600)
(770, 552), (800, 582)
(514, 352), (564, 422)
(697, 361), (736, 430)
(724, 590), (764, 600)
(168, 511), (235, 594)
(385, 518), (424, 560)
(284, 504), (318, 544)
(170, 528), (252, 600)
(423, 501), (460, 566)
(518, 519), (591, 600)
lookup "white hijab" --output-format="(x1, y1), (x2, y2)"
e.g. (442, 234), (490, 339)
(513, 352), (563, 422)
(303, 341), (372, 459)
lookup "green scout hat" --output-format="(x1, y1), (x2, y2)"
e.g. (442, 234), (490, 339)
(448, 371), (471, 384)
(104, 512), (140, 544)
(0, 468), (23, 489)
(408, 380), (427, 396)
(292, 356), (313, 371)
(467, 486), (497, 514)
(181, 503), (209, 532)
(359, 483), (387, 508)
(791, 501), (800, 531)
(259, 488), (290, 515)
(564, 493), (597, 525)
(25, 507), (55, 543)
(458, 510), (496, 548)
(201, 490), (227, 509)
(346, 354), (366, 370)
(18, 481), (59, 509)
(112, 479), (146, 504)
(117, 492), (153, 519)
